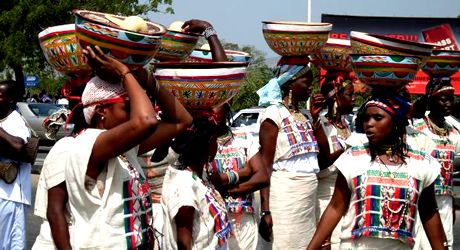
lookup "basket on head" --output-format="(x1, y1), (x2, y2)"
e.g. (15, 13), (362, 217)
(350, 31), (434, 60)
(153, 62), (248, 109)
(155, 29), (200, 62)
(350, 54), (422, 87)
(262, 21), (332, 56)
(313, 38), (353, 72)
(73, 9), (166, 69)
(421, 50), (460, 77)
(185, 49), (252, 63)
(38, 24), (91, 76)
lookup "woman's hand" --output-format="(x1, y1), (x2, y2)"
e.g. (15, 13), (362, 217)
(310, 93), (326, 122)
(82, 45), (130, 83)
(181, 19), (212, 34)
(259, 214), (273, 242)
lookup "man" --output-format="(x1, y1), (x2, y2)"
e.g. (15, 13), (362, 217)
(0, 80), (32, 249)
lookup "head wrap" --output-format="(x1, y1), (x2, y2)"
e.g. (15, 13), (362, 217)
(355, 91), (412, 133)
(320, 71), (355, 99)
(81, 76), (127, 124)
(257, 57), (311, 107)
(426, 77), (455, 97)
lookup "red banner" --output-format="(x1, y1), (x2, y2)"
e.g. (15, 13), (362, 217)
(422, 24), (459, 50)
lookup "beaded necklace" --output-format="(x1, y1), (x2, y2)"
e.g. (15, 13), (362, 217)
(376, 156), (411, 232)
(425, 116), (448, 138)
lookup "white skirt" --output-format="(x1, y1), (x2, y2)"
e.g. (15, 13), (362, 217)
(270, 171), (318, 250)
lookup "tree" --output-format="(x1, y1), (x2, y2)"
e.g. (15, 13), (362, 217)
(0, 0), (173, 99)
(223, 43), (274, 111)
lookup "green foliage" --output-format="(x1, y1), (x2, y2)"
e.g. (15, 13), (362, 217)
(224, 43), (274, 111)
(0, 0), (173, 97)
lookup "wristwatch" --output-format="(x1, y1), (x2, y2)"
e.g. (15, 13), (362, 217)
(203, 26), (217, 39)
(260, 210), (271, 217)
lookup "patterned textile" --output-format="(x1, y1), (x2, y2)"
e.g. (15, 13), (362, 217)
(81, 76), (127, 124)
(260, 104), (318, 163)
(210, 131), (254, 214)
(335, 144), (439, 246)
(43, 108), (71, 140)
(412, 118), (460, 196)
(161, 166), (232, 249)
(195, 171), (233, 246)
(121, 156), (154, 248)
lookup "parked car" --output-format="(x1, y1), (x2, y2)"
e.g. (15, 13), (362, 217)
(16, 102), (73, 145)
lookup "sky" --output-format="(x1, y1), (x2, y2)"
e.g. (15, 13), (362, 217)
(147, 0), (460, 60)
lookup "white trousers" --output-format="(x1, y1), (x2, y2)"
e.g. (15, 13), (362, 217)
(0, 198), (26, 250)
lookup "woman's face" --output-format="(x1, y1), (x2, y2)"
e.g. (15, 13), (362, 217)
(430, 91), (454, 117)
(102, 101), (130, 129)
(363, 106), (394, 145)
(337, 84), (355, 114)
(290, 71), (314, 101)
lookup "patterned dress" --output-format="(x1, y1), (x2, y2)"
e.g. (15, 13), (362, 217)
(412, 118), (460, 249)
(210, 131), (258, 249)
(335, 144), (439, 249)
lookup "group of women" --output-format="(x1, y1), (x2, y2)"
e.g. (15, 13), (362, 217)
(28, 18), (459, 250)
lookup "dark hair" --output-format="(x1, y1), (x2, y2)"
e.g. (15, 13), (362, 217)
(171, 116), (221, 168)
(355, 88), (409, 162)
(0, 80), (19, 106)
(413, 77), (453, 118)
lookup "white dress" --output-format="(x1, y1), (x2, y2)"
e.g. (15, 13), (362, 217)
(161, 166), (231, 250)
(334, 144), (439, 249)
(65, 129), (154, 249)
(32, 137), (75, 249)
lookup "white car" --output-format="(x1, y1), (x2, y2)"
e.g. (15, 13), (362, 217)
(230, 107), (266, 139)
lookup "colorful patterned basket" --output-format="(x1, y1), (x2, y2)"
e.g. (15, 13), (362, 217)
(38, 24), (91, 76)
(185, 49), (252, 63)
(155, 30), (200, 62)
(421, 50), (460, 77)
(153, 62), (248, 109)
(350, 31), (433, 60)
(73, 10), (166, 68)
(262, 21), (332, 56)
(314, 38), (353, 72)
(350, 54), (422, 87)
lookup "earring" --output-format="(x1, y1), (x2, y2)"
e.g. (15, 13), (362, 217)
(288, 89), (293, 109)
(101, 116), (105, 121)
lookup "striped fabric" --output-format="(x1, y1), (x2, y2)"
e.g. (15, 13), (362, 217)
(211, 132), (254, 214)
(122, 160), (154, 249)
(413, 118), (460, 196)
(336, 145), (438, 246)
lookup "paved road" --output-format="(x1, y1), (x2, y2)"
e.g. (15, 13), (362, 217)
(25, 151), (460, 249)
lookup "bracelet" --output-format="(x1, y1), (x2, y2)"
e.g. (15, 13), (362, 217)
(226, 170), (239, 185)
(260, 210), (271, 217)
(203, 26), (217, 39)
(120, 71), (132, 85)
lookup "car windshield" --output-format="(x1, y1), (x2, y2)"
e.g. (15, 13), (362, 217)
(231, 112), (259, 127)
(27, 103), (67, 117)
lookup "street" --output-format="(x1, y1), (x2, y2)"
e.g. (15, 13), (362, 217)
(25, 151), (460, 249)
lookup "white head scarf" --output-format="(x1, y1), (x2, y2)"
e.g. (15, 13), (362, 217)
(81, 76), (127, 124)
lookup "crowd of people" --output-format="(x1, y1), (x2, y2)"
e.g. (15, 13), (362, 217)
(0, 17), (459, 250)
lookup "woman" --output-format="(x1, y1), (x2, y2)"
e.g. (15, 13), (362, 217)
(255, 57), (329, 249)
(307, 90), (448, 250)
(315, 71), (355, 249)
(206, 103), (269, 250)
(412, 78), (460, 249)
(161, 111), (232, 249)
(63, 45), (192, 249)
